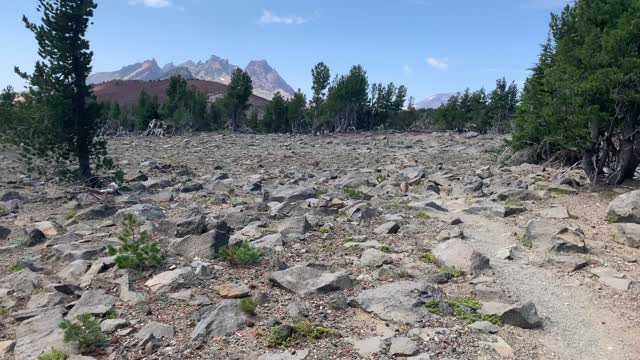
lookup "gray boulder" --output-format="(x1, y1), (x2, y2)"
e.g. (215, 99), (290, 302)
(277, 216), (312, 236)
(464, 202), (526, 218)
(191, 300), (248, 339)
(269, 265), (353, 296)
(350, 281), (444, 324)
(269, 185), (315, 202)
(432, 238), (490, 274)
(0, 225), (10, 240)
(360, 249), (392, 268)
(480, 301), (541, 329)
(115, 204), (165, 223)
(614, 223), (640, 248)
(136, 321), (175, 340)
(524, 220), (587, 253)
(66, 289), (115, 320)
(607, 190), (640, 223)
(144, 267), (193, 294)
(157, 216), (207, 238)
(170, 222), (230, 259)
(74, 204), (117, 221)
(51, 243), (105, 261)
(374, 221), (401, 235)
(14, 308), (79, 360)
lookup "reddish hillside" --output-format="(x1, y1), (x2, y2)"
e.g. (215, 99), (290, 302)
(92, 79), (270, 110)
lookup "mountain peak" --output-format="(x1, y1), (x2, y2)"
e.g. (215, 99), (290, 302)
(88, 54), (295, 99)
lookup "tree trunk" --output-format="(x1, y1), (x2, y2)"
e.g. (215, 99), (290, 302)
(608, 113), (640, 185)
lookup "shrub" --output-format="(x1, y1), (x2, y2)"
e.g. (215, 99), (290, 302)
(445, 296), (502, 325)
(378, 245), (392, 253)
(293, 321), (336, 340)
(63, 210), (77, 220)
(217, 241), (261, 265)
(239, 297), (258, 315)
(59, 314), (107, 353)
(417, 212), (431, 219)
(421, 252), (436, 264)
(10, 262), (25, 272)
(269, 326), (292, 348)
(107, 213), (162, 269)
(342, 187), (368, 199)
(437, 265), (464, 278)
(37, 350), (69, 360)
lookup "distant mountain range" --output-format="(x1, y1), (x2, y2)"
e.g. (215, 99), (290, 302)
(88, 55), (295, 99)
(415, 93), (455, 109)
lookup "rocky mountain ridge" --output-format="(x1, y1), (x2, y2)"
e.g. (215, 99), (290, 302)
(88, 55), (295, 99)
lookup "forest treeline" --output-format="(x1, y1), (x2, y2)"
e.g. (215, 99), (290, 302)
(0, 0), (638, 184)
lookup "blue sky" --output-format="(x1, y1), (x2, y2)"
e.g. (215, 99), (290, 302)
(0, 0), (570, 101)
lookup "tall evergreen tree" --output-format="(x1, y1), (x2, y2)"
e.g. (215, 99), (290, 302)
(310, 62), (331, 133)
(14, 0), (107, 180)
(288, 90), (307, 133)
(222, 69), (253, 131)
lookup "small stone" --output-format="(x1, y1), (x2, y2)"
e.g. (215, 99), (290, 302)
(215, 283), (250, 298)
(136, 322), (175, 340)
(389, 337), (419, 356)
(469, 321), (498, 334)
(374, 222), (400, 235)
(496, 246), (515, 260)
(101, 319), (129, 334)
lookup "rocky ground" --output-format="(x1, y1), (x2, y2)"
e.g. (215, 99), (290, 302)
(0, 131), (639, 360)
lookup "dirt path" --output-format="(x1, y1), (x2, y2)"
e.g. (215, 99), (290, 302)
(455, 208), (640, 360)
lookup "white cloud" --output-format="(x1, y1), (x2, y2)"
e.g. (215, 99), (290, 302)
(403, 64), (413, 77)
(427, 57), (448, 71)
(129, 0), (172, 8)
(259, 10), (307, 25)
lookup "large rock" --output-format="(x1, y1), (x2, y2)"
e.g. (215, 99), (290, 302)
(51, 243), (105, 261)
(191, 300), (248, 340)
(360, 249), (392, 268)
(170, 224), (230, 259)
(614, 223), (640, 248)
(268, 185), (315, 202)
(136, 322), (175, 340)
(607, 190), (640, 223)
(74, 204), (117, 221)
(269, 265), (353, 296)
(0, 225), (11, 240)
(464, 202), (526, 218)
(157, 216), (207, 238)
(480, 301), (541, 329)
(277, 216), (311, 236)
(14, 308), (79, 360)
(524, 220), (587, 253)
(145, 267), (192, 293)
(350, 281), (444, 324)
(432, 238), (490, 274)
(115, 204), (165, 223)
(66, 289), (115, 320)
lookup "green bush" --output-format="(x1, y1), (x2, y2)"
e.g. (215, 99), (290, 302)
(37, 350), (69, 360)
(217, 241), (261, 265)
(59, 314), (107, 353)
(421, 252), (436, 264)
(63, 210), (77, 220)
(293, 321), (336, 340)
(269, 326), (292, 348)
(107, 213), (162, 269)
(239, 297), (258, 315)
(342, 187), (368, 199)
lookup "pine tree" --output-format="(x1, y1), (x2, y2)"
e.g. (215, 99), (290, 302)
(311, 62), (331, 133)
(14, 0), (108, 180)
(222, 69), (253, 131)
